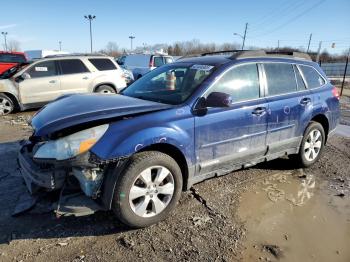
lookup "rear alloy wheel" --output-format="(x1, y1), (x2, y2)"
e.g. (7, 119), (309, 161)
(0, 94), (14, 115)
(95, 85), (116, 94)
(292, 121), (325, 168)
(112, 151), (183, 228)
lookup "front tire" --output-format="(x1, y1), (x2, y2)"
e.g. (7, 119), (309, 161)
(0, 93), (15, 115)
(293, 121), (325, 168)
(112, 151), (183, 228)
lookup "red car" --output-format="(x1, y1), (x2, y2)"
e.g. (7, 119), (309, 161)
(0, 51), (27, 74)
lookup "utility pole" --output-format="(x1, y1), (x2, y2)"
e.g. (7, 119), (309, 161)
(242, 23), (248, 50)
(307, 33), (312, 53)
(316, 41), (322, 63)
(59, 41), (62, 51)
(84, 15), (96, 53)
(340, 47), (350, 96)
(277, 40), (280, 51)
(129, 35), (135, 51)
(233, 22), (248, 50)
(1, 32), (8, 51)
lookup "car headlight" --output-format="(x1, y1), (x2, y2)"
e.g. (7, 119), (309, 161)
(34, 124), (109, 160)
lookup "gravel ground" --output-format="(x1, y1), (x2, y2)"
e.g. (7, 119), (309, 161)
(0, 110), (349, 262)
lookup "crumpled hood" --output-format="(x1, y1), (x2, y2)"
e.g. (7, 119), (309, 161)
(31, 94), (172, 137)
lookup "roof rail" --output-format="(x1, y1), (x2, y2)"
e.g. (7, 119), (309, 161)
(229, 50), (312, 61)
(44, 53), (107, 58)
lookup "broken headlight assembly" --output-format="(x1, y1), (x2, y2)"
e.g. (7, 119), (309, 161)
(34, 124), (109, 160)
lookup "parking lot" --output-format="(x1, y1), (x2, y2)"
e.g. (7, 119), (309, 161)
(0, 103), (349, 261)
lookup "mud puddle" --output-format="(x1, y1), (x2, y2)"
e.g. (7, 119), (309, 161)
(238, 170), (350, 262)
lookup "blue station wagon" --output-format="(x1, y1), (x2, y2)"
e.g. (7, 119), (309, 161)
(18, 50), (340, 227)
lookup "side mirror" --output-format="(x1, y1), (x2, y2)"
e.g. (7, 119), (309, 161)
(206, 92), (232, 107)
(22, 72), (31, 80)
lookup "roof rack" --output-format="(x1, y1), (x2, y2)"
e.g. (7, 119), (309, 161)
(201, 50), (312, 61)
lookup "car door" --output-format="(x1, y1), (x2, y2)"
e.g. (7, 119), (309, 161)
(18, 60), (61, 105)
(58, 59), (91, 95)
(195, 63), (268, 175)
(262, 62), (313, 155)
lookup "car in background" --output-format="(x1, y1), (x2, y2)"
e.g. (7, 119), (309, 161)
(0, 51), (27, 74)
(0, 55), (126, 115)
(120, 67), (134, 85)
(117, 53), (173, 79)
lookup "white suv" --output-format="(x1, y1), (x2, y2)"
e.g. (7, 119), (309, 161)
(0, 55), (127, 115)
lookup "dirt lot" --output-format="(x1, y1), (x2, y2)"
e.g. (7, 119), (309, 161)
(0, 106), (349, 262)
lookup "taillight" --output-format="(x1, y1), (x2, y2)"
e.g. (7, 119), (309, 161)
(149, 58), (154, 68)
(332, 86), (340, 100)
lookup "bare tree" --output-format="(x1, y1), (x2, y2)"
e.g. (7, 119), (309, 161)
(5, 39), (21, 51)
(102, 41), (120, 57)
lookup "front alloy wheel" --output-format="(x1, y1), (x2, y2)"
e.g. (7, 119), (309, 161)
(112, 151), (182, 228)
(129, 166), (175, 218)
(0, 94), (14, 115)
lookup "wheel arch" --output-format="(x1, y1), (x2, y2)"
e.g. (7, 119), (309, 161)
(311, 114), (329, 142)
(0, 92), (20, 111)
(93, 83), (117, 93)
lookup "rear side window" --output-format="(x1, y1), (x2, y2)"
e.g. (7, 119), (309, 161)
(294, 65), (307, 90)
(59, 59), (89, 75)
(299, 65), (325, 89)
(153, 57), (164, 67)
(89, 58), (117, 71)
(209, 63), (260, 103)
(26, 61), (58, 78)
(264, 63), (297, 96)
(164, 57), (173, 64)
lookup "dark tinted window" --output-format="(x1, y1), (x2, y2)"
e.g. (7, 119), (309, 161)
(299, 65), (325, 88)
(26, 61), (57, 78)
(154, 57), (164, 67)
(89, 58), (117, 71)
(264, 63), (297, 95)
(59, 59), (89, 75)
(0, 54), (26, 63)
(294, 65), (307, 90)
(209, 63), (260, 102)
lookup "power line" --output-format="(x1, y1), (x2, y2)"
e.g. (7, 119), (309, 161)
(250, 0), (326, 38)
(249, 0), (307, 33)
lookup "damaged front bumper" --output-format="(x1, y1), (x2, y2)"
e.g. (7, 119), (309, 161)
(17, 142), (108, 216)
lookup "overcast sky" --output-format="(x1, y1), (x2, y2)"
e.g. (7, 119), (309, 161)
(1, 0), (349, 54)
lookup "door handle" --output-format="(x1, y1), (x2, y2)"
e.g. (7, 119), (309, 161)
(300, 97), (311, 105)
(49, 80), (56, 84)
(252, 107), (267, 116)
(82, 76), (89, 80)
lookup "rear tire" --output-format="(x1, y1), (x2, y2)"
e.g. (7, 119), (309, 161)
(95, 85), (116, 94)
(292, 121), (325, 168)
(112, 151), (183, 228)
(0, 93), (15, 115)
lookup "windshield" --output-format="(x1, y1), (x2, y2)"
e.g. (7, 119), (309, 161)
(122, 63), (215, 104)
(0, 54), (26, 63)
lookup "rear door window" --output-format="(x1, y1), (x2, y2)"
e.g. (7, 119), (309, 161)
(59, 59), (89, 75)
(26, 61), (58, 78)
(164, 57), (173, 64)
(88, 58), (117, 71)
(299, 65), (325, 89)
(209, 63), (260, 103)
(153, 56), (164, 67)
(264, 63), (297, 96)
